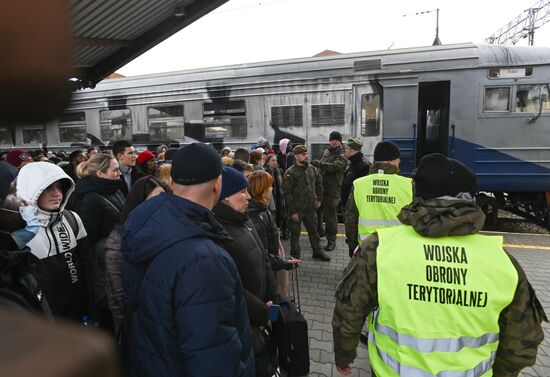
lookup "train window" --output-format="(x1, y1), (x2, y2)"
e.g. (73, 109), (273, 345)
(148, 105), (184, 140)
(311, 104), (345, 127)
(22, 126), (45, 144)
(0, 127), (12, 146)
(100, 109), (132, 142)
(483, 87), (510, 112)
(59, 112), (86, 143)
(361, 94), (381, 136)
(271, 105), (303, 128)
(203, 101), (246, 138)
(514, 84), (550, 113)
(488, 67), (533, 78)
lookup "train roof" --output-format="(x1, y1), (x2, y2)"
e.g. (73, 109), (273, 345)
(82, 43), (550, 93)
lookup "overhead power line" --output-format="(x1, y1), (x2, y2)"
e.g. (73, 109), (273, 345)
(403, 8), (441, 45)
(485, 0), (550, 45)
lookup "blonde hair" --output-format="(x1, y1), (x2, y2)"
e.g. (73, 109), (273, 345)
(76, 153), (115, 178)
(221, 156), (235, 166)
(157, 163), (172, 187)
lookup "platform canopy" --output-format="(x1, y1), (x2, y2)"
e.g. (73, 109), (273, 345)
(71, 0), (228, 88)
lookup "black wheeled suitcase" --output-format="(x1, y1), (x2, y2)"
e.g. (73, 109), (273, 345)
(273, 267), (310, 377)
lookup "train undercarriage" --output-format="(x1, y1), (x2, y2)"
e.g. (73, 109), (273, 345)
(477, 191), (550, 230)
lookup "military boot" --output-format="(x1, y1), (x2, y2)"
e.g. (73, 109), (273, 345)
(317, 226), (325, 238)
(312, 249), (331, 262)
(324, 240), (336, 251)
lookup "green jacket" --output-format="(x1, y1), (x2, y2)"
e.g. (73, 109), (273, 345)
(344, 163), (401, 251)
(282, 162), (322, 215)
(314, 145), (348, 200)
(333, 197), (547, 375)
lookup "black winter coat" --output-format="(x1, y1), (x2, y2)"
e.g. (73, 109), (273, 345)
(72, 176), (125, 245)
(341, 152), (371, 207)
(247, 200), (279, 255)
(117, 166), (145, 197)
(247, 200), (292, 272)
(214, 201), (277, 327)
(276, 151), (294, 172)
(104, 224), (123, 336)
(265, 166), (286, 219)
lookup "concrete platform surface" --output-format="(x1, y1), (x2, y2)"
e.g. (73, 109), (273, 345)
(280, 228), (550, 377)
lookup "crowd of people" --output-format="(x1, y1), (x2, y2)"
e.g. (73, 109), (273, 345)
(0, 133), (546, 377)
(0, 137), (325, 376)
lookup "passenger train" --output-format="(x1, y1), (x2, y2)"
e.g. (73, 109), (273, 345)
(4, 43), (550, 225)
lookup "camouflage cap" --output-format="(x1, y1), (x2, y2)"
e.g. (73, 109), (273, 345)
(292, 144), (308, 155)
(346, 138), (363, 151)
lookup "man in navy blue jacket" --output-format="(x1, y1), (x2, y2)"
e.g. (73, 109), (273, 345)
(122, 143), (254, 377)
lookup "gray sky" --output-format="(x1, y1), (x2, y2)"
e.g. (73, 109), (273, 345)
(118, 0), (550, 76)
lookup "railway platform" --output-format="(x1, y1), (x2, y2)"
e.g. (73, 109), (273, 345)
(282, 226), (550, 377)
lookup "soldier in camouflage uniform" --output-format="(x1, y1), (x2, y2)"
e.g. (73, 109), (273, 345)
(311, 131), (348, 251)
(344, 141), (407, 258)
(333, 153), (547, 376)
(283, 145), (330, 262)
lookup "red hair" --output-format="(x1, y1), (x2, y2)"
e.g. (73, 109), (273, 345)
(247, 170), (273, 206)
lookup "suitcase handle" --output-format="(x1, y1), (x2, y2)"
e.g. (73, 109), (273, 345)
(291, 266), (302, 313)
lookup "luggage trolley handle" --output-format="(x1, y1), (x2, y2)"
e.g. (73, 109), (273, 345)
(291, 266), (302, 313)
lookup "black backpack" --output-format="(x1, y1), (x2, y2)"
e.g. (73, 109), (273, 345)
(0, 209), (79, 319)
(0, 244), (53, 319)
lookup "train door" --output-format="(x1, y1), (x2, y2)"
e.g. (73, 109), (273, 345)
(416, 81), (450, 164)
(354, 83), (383, 161)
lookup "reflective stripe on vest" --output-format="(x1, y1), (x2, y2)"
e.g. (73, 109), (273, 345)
(368, 324), (497, 377)
(374, 319), (499, 353)
(358, 220), (402, 239)
(353, 174), (412, 241)
(369, 226), (518, 377)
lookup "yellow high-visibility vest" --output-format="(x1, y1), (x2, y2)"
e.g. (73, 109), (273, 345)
(353, 174), (412, 241)
(369, 225), (518, 377)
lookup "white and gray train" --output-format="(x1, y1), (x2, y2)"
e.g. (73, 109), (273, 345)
(5, 43), (550, 224)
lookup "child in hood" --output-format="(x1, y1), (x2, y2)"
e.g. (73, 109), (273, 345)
(16, 162), (94, 321)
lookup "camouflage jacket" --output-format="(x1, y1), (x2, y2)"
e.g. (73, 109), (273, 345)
(314, 145), (348, 200)
(333, 198), (547, 374)
(344, 163), (401, 251)
(282, 162), (322, 215)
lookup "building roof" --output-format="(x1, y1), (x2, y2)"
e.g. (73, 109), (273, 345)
(71, 0), (228, 88)
(313, 49), (341, 57)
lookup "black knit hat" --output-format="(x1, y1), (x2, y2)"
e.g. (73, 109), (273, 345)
(413, 153), (479, 200)
(329, 131), (342, 142)
(374, 141), (400, 161)
(171, 143), (222, 185)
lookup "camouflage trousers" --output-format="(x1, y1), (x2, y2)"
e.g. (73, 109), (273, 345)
(322, 197), (339, 241)
(288, 210), (322, 258)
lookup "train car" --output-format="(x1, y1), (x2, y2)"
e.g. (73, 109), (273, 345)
(3, 43), (550, 224)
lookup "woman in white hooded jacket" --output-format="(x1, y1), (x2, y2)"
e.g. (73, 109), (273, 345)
(16, 161), (94, 321)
